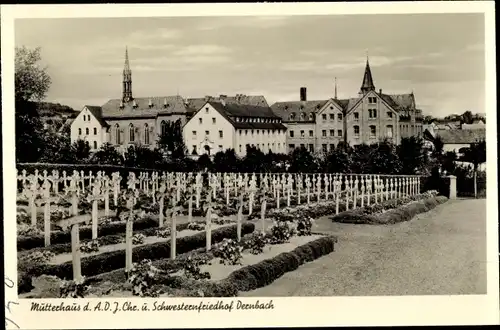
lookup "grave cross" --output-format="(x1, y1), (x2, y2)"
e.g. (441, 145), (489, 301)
(305, 176), (311, 204)
(248, 177), (257, 215)
(286, 174), (293, 207)
(35, 179), (59, 247)
(86, 179), (106, 240)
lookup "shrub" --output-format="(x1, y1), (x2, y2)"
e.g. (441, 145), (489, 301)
(18, 223), (255, 294)
(17, 224), (42, 236)
(269, 221), (296, 244)
(59, 277), (89, 298)
(127, 259), (163, 297)
(19, 250), (55, 265)
(181, 255), (211, 280)
(155, 228), (172, 238)
(79, 240), (100, 254)
(187, 222), (205, 231)
(242, 231), (268, 255)
(296, 217), (314, 236)
(132, 234), (146, 245)
(213, 238), (243, 265)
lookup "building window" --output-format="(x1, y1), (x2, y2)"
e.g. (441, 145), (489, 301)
(239, 145), (242, 153)
(289, 144), (295, 150)
(78, 128), (82, 135)
(245, 130), (248, 136)
(329, 114), (334, 120)
(309, 113), (314, 121)
(85, 128), (89, 135)
(290, 130), (294, 138)
(354, 125), (360, 137)
(192, 145), (197, 155)
(219, 130), (223, 138)
(129, 124), (135, 142)
(322, 144), (327, 153)
(257, 130), (260, 135)
(300, 113), (305, 120)
(251, 130), (254, 135)
(308, 144), (314, 152)
(387, 111), (393, 118)
(93, 127), (97, 135)
(205, 107), (209, 113)
(144, 124), (150, 144)
(329, 129), (334, 137)
(199, 118), (203, 124)
(373, 109), (377, 118)
(368, 97), (377, 103)
(115, 124), (120, 144)
(192, 130), (197, 138)
(300, 144), (305, 149)
(219, 145), (223, 150)
(354, 112), (359, 121)
(239, 130), (242, 136)
(212, 117), (216, 124)
(330, 144), (335, 152)
(205, 130), (209, 136)
(93, 141), (97, 149)
(387, 125), (394, 138)
(322, 114), (327, 121)
(322, 130), (327, 137)
(309, 130), (313, 137)
(369, 109), (377, 118)
(370, 125), (376, 138)
(338, 113), (343, 121)
(338, 129), (342, 137)
(300, 130), (305, 138)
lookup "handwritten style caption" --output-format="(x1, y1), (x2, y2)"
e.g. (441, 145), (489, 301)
(5, 277), (20, 329)
(31, 299), (275, 314)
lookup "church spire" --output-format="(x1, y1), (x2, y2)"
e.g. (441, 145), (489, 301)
(122, 46), (133, 103)
(360, 54), (375, 95)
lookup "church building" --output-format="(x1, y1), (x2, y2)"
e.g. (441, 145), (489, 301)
(70, 48), (270, 154)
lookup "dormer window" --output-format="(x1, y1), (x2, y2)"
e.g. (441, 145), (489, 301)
(164, 98), (168, 108)
(300, 113), (305, 120)
(132, 100), (138, 108)
(308, 113), (314, 121)
(148, 99), (153, 108)
(119, 101), (124, 109)
(289, 112), (296, 121)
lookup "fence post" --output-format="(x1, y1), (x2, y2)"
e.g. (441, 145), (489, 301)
(448, 175), (457, 199)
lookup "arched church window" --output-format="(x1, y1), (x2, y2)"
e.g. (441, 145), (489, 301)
(115, 124), (120, 144)
(144, 124), (150, 144)
(129, 123), (135, 142)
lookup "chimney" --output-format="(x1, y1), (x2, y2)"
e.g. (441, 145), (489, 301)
(300, 87), (307, 101)
(379, 89), (382, 95)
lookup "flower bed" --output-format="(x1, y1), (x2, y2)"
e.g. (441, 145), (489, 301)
(32, 215), (336, 298)
(17, 223), (255, 294)
(331, 192), (447, 225)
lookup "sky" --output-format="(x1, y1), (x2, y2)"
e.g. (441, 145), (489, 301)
(15, 13), (485, 117)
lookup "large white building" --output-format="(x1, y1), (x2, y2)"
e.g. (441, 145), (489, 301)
(183, 100), (287, 157)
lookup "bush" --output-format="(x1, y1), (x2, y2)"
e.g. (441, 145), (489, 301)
(332, 195), (448, 225)
(127, 259), (163, 297)
(79, 240), (100, 254)
(242, 232), (268, 255)
(213, 239), (243, 265)
(18, 223), (255, 294)
(18, 250), (55, 265)
(180, 255), (211, 280)
(59, 277), (89, 298)
(203, 236), (337, 296)
(296, 217), (314, 236)
(269, 221), (297, 244)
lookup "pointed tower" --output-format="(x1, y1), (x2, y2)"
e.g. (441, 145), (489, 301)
(360, 56), (375, 95)
(122, 46), (133, 103)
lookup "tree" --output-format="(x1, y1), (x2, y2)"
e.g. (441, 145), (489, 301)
(461, 110), (474, 125)
(368, 139), (402, 174)
(350, 143), (374, 174)
(288, 147), (317, 173)
(15, 46), (52, 163)
(197, 154), (212, 172)
(397, 137), (426, 175)
(70, 140), (91, 163)
(123, 145), (164, 168)
(242, 146), (266, 173)
(213, 149), (241, 173)
(460, 139), (486, 198)
(90, 143), (123, 165)
(157, 119), (186, 160)
(322, 144), (352, 174)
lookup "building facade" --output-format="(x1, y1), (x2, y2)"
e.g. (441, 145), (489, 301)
(270, 58), (424, 155)
(183, 101), (287, 158)
(70, 48), (270, 153)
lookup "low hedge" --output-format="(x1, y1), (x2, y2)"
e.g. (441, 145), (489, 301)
(202, 235), (338, 296)
(17, 221), (200, 257)
(18, 223), (255, 294)
(331, 195), (448, 225)
(18, 216), (159, 251)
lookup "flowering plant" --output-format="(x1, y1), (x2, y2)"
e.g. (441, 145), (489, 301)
(127, 259), (162, 297)
(80, 239), (100, 254)
(269, 220), (296, 244)
(243, 231), (268, 255)
(17, 223), (42, 236)
(19, 250), (55, 265)
(155, 227), (172, 238)
(181, 254), (211, 279)
(213, 238), (243, 265)
(60, 276), (89, 298)
(296, 217), (314, 236)
(187, 222), (205, 231)
(132, 233), (146, 245)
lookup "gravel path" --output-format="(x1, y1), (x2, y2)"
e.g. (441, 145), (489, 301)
(241, 198), (487, 297)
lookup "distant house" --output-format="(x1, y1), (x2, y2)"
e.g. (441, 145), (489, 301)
(462, 118), (486, 130)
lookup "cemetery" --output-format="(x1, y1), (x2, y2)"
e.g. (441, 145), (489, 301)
(16, 168), (449, 298)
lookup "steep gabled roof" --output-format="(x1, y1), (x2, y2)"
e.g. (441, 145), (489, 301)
(270, 100), (329, 121)
(101, 95), (188, 118)
(186, 95), (269, 114)
(435, 128), (486, 144)
(83, 105), (109, 127)
(379, 93), (415, 111)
